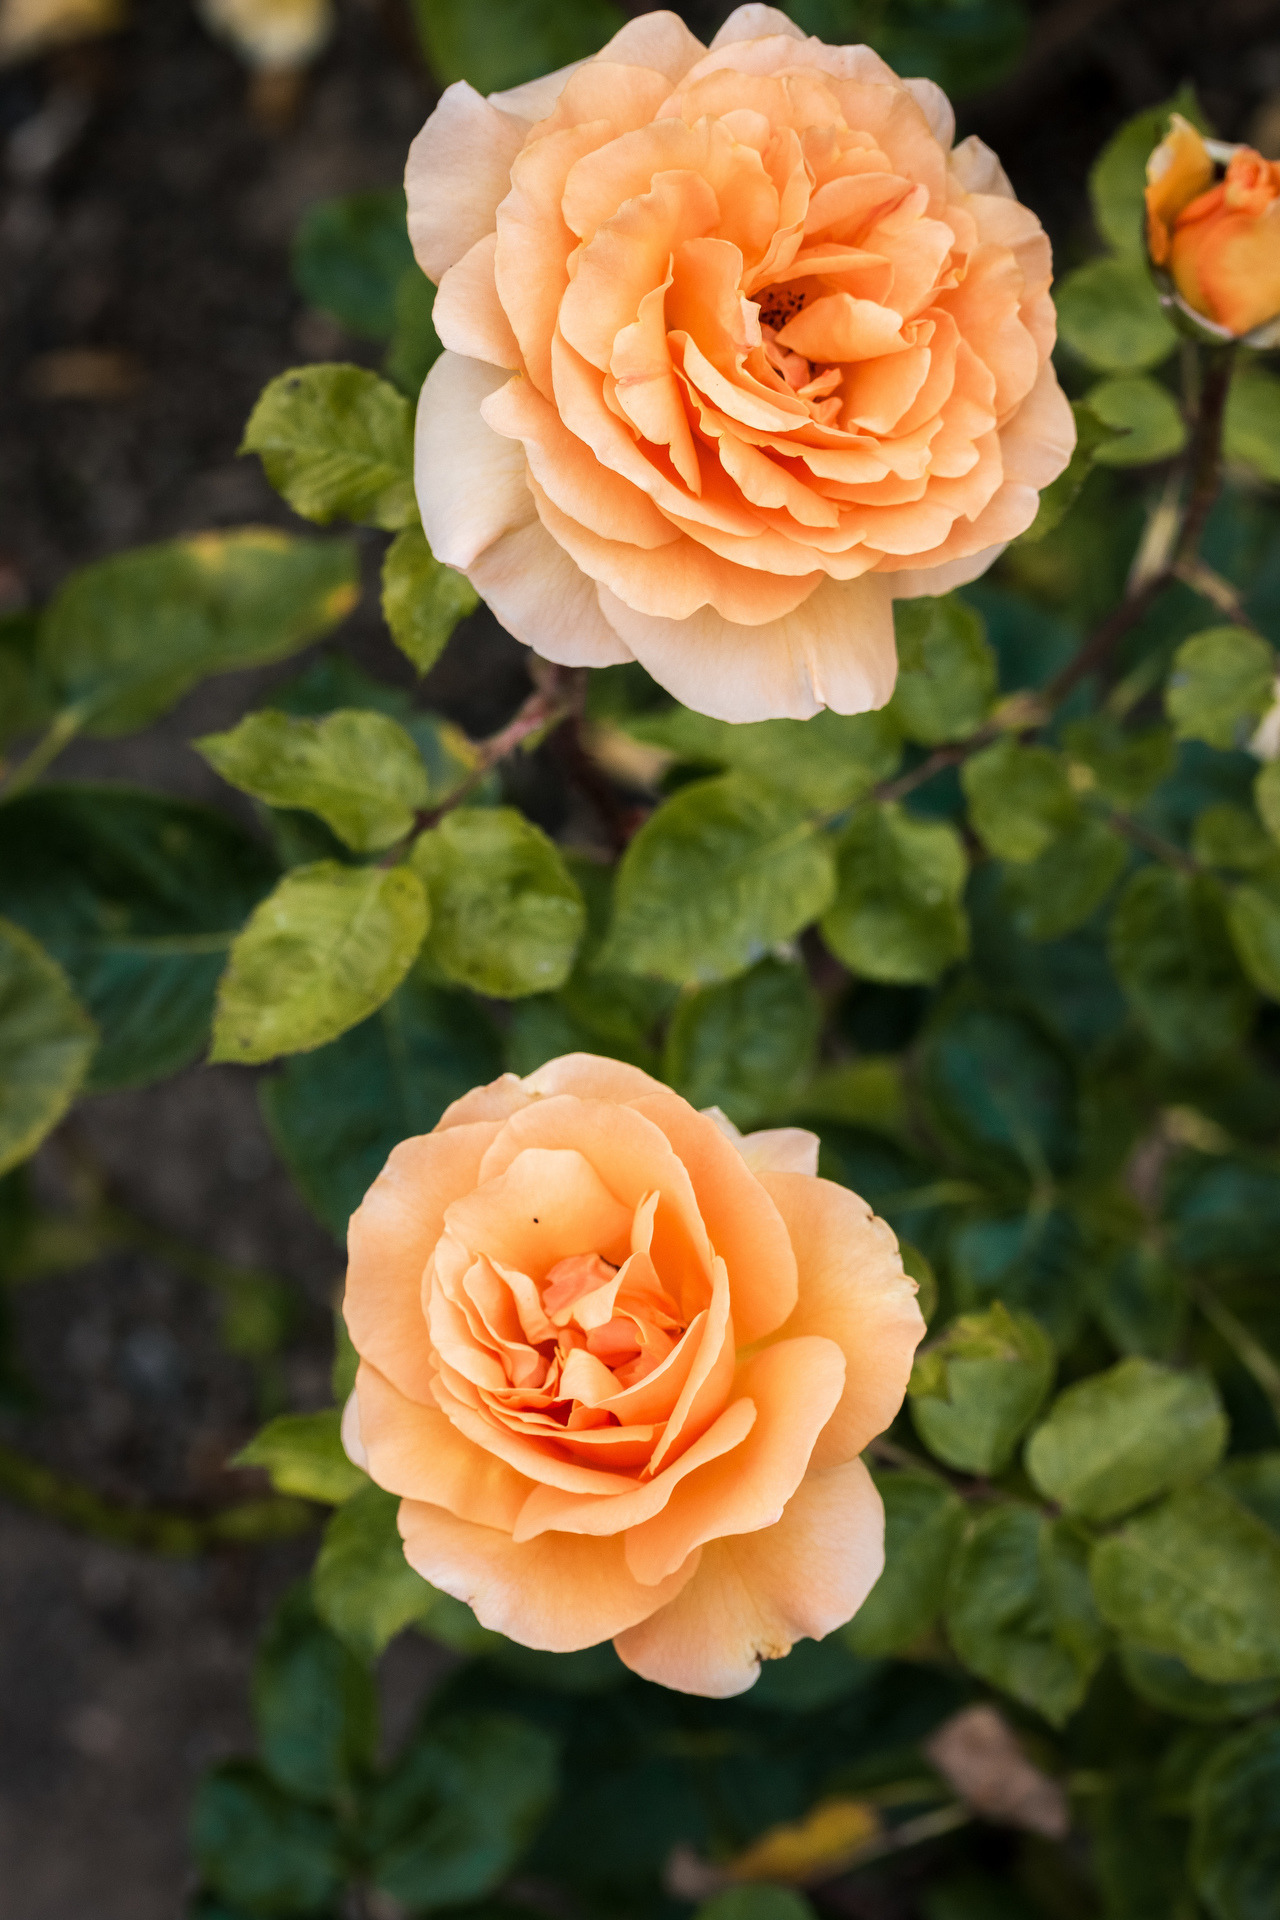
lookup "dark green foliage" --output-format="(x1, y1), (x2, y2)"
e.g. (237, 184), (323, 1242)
(0, 786), (278, 1089)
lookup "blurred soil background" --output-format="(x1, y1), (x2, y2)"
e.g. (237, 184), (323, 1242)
(0, 0), (1278, 1913)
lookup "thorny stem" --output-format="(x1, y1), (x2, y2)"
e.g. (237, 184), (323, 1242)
(413, 664), (586, 834)
(1176, 345), (1237, 565)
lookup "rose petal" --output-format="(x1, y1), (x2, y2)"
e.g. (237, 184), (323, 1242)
(415, 353), (533, 571)
(399, 1498), (701, 1649)
(405, 82), (526, 282)
(761, 1171), (925, 1470)
(612, 1454), (884, 1695)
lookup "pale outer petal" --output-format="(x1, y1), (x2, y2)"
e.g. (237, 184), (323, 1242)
(598, 572), (897, 723)
(436, 1073), (532, 1130)
(904, 76), (955, 150)
(761, 1171), (926, 1472)
(709, 5), (807, 47)
(701, 1107), (821, 1177)
(888, 542), (1008, 599)
(590, 10), (707, 79)
(415, 353), (534, 571)
(949, 133), (1015, 199)
(405, 82), (528, 282)
(468, 518), (636, 667)
(488, 61), (583, 123)
(343, 1121), (503, 1403)
(613, 1455), (885, 1696)
(523, 1053), (667, 1103)
(432, 233), (521, 370)
(340, 1389), (368, 1470)
(398, 1498), (702, 1650)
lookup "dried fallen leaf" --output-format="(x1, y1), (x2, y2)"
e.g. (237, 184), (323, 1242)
(924, 1704), (1070, 1838)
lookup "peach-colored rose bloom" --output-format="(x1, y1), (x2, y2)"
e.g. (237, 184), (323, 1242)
(406, 4), (1073, 723)
(341, 1054), (924, 1697)
(1146, 116), (1280, 338)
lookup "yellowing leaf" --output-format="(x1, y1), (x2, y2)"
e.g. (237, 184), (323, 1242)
(729, 1798), (881, 1884)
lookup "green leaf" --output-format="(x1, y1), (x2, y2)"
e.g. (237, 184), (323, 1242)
(1090, 1480), (1280, 1683)
(1226, 875), (1280, 999)
(1002, 817), (1128, 941)
(1110, 868), (1255, 1060)
(0, 919), (96, 1178)
(961, 738), (1078, 863)
(1089, 1775), (1193, 1920)
(1055, 256), (1178, 373)
(241, 365), (417, 531)
(233, 1411), (367, 1505)
(1088, 1244), (1186, 1360)
(1064, 716), (1175, 809)
(820, 802), (968, 985)
(1018, 400), (1126, 544)
(1120, 1643), (1280, 1722)
(199, 709), (429, 854)
(312, 1483), (438, 1661)
(945, 1506), (1106, 1725)
(211, 862), (428, 1064)
(602, 773), (835, 986)
(841, 1468), (966, 1657)
(909, 1302), (1055, 1475)
(408, 0), (624, 92)
(948, 1208), (1086, 1351)
(1255, 758), (1280, 845)
(253, 1583), (377, 1803)
(1224, 360), (1280, 484)
(381, 524), (477, 676)
(190, 1762), (343, 1916)
(370, 1710), (559, 1910)
(1166, 627), (1275, 750)
(411, 808), (584, 999)
(695, 1893), (815, 1920)
(261, 973), (503, 1239)
(0, 786), (279, 1091)
(1090, 91), (1206, 255)
(40, 528), (359, 736)
(888, 596), (997, 746)
(921, 1005), (1076, 1181)
(1192, 804), (1277, 873)
(662, 958), (819, 1129)
(618, 705), (902, 812)
(1191, 1722), (1280, 1920)
(1024, 1358), (1228, 1522)
(0, 609), (54, 745)
(1217, 1453), (1280, 1536)
(292, 189), (415, 338)
(1087, 375), (1187, 468)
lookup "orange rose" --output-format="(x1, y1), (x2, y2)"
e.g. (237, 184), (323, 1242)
(1146, 116), (1280, 338)
(406, 5), (1073, 723)
(341, 1054), (924, 1696)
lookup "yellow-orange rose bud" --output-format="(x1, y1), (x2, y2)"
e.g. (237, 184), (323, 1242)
(1146, 116), (1280, 338)
(340, 1054), (925, 1697)
(406, 4), (1074, 723)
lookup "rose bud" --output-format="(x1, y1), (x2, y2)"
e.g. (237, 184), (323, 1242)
(406, 4), (1074, 723)
(1146, 114), (1280, 342)
(340, 1054), (925, 1697)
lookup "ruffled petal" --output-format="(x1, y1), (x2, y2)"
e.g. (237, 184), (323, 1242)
(598, 571), (897, 723)
(612, 1455), (884, 1695)
(467, 516), (635, 667)
(761, 1171), (925, 1470)
(405, 82), (526, 281)
(415, 353), (533, 570)
(398, 1498), (701, 1649)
